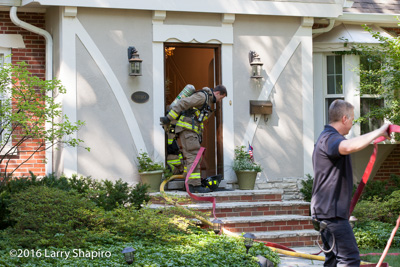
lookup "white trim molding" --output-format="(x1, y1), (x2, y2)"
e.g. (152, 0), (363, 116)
(21, 0), (344, 18)
(0, 34), (25, 48)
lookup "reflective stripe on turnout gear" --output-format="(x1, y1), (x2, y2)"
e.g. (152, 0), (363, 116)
(188, 173), (200, 179)
(167, 159), (181, 165)
(176, 116), (202, 134)
(168, 109), (179, 120)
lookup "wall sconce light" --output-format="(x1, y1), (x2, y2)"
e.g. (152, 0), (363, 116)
(249, 51), (263, 79)
(128, 46), (142, 76)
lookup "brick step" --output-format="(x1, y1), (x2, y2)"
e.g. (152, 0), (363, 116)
(149, 189), (316, 247)
(150, 189), (283, 204)
(150, 200), (310, 217)
(218, 215), (314, 233)
(247, 229), (320, 248)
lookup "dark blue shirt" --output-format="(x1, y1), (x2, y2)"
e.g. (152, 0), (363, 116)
(311, 125), (353, 219)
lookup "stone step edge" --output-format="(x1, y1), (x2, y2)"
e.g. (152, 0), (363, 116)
(213, 215), (312, 224)
(149, 189), (284, 198)
(149, 200), (310, 210)
(230, 229), (319, 239)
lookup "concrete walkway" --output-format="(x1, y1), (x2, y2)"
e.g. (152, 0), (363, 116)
(277, 246), (324, 267)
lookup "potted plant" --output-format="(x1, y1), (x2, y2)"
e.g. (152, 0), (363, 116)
(137, 151), (165, 192)
(232, 146), (262, 190)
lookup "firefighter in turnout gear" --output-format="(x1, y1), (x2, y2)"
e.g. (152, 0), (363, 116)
(160, 85), (227, 193)
(166, 129), (184, 175)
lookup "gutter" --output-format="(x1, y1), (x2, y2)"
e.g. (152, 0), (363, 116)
(10, 6), (54, 175)
(312, 18), (335, 34)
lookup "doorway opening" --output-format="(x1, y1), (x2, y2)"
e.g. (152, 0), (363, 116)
(164, 43), (223, 178)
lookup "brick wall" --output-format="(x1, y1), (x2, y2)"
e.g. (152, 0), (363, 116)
(374, 144), (400, 186)
(0, 11), (46, 178)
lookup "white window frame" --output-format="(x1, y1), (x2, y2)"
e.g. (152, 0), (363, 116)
(314, 52), (360, 140)
(0, 47), (13, 153)
(359, 54), (385, 134)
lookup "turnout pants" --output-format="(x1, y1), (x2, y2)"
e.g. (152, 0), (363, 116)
(179, 130), (201, 186)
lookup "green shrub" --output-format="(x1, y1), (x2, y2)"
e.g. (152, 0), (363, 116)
(98, 205), (199, 243)
(382, 190), (400, 225)
(0, 233), (280, 267)
(232, 146), (262, 172)
(360, 174), (400, 201)
(300, 174), (313, 202)
(0, 174), (151, 229)
(5, 186), (100, 248)
(353, 190), (400, 225)
(352, 197), (389, 223)
(354, 220), (400, 249)
(136, 151), (164, 172)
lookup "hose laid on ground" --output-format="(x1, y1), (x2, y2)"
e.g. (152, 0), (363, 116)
(159, 175), (213, 227)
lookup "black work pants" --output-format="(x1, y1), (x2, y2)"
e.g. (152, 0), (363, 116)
(321, 218), (360, 267)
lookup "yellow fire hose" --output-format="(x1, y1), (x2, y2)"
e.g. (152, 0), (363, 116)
(159, 175), (213, 227)
(159, 175), (373, 265)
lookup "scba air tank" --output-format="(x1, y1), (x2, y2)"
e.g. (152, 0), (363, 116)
(169, 84), (196, 109)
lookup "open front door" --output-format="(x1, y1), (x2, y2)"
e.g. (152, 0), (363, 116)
(164, 43), (223, 178)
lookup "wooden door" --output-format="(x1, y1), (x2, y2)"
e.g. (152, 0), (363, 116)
(164, 44), (223, 178)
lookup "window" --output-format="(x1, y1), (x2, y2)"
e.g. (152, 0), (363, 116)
(325, 55), (344, 123)
(359, 55), (384, 134)
(0, 48), (11, 149)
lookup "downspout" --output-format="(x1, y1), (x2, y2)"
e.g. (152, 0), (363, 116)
(10, 6), (54, 175)
(312, 18), (335, 34)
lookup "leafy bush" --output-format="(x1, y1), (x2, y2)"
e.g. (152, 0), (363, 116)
(136, 151), (164, 172)
(0, 233), (280, 267)
(353, 189), (400, 225)
(0, 174), (151, 229)
(4, 186), (100, 248)
(361, 174), (400, 201)
(354, 220), (400, 249)
(300, 174), (313, 202)
(232, 146), (262, 172)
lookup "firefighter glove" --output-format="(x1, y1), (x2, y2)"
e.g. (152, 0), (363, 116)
(160, 116), (170, 126)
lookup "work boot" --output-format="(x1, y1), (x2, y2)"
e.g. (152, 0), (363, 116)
(188, 185), (211, 193)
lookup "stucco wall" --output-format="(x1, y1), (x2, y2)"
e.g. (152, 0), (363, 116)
(75, 8), (153, 181)
(233, 15), (304, 182)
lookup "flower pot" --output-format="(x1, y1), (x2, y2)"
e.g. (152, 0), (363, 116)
(139, 170), (163, 192)
(235, 170), (258, 190)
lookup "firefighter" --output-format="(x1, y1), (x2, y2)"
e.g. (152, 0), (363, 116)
(166, 129), (184, 175)
(160, 85), (227, 193)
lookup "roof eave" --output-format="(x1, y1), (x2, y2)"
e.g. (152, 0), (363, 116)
(19, 0), (344, 18)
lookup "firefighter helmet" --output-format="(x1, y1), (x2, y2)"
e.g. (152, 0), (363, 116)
(202, 174), (223, 191)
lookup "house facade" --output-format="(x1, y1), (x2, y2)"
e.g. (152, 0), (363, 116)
(0, 0), (399, 193)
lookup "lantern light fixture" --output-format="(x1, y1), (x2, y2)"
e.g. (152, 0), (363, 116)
(128, 46), (143, 76)
(249, 51), (263, 79)
(243, 232), (256, 254)
(121, 247), (136, 265)
(212, 218), (223, 235)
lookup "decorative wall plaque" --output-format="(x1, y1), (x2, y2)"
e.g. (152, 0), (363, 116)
(131, 91), (149, 103)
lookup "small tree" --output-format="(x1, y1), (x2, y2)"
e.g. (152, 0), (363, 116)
(0, 61), (88, 184)
(344, 25), (400, 138)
